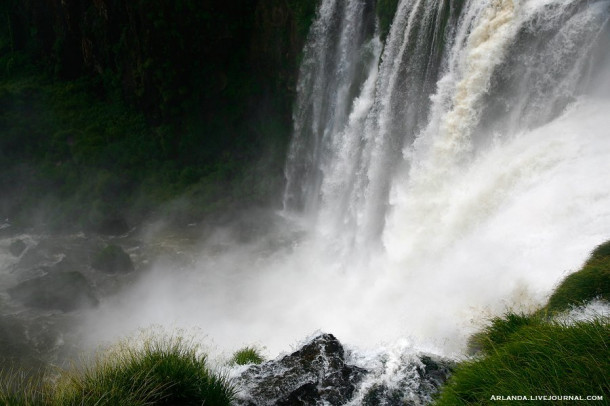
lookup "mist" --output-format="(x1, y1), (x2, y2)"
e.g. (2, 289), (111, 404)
(67, 0), (610, 361)
(71, 99), (608, 359)
(1, 1), (609, 385)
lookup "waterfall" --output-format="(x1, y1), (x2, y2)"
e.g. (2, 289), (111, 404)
(284, 0), (610, 263)
(82, 0), (610, 361)
(283, 0), (377, 217)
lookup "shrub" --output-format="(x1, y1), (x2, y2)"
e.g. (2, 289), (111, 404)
(231, 347), (265, 366)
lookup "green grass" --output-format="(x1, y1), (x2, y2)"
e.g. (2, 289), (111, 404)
(0, 369), (47, 406)
(230, 346), (265, 366)
(435, 317), (609, 405)
(466, 312), (543, 356)
(436, 240), (610, 405)
(542, 240), (610, 315)
(0, 336), (236, 406)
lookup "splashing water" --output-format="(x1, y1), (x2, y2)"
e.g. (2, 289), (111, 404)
(82, 0), (610, 360)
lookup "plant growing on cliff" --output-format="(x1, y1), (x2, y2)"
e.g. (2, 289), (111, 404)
(231, 346), (265, 366)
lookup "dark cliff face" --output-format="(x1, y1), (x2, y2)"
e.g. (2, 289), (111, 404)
(0, 0), (317, 228)
(6, 0), (313, 126)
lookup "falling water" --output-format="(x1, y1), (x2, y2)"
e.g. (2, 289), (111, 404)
(82, 0), (610, 365)
(284, 0), (610, 264)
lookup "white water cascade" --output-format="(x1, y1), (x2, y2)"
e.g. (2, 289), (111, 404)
(285, 0), (610, 262)
(279, 0), (610, 346)
(82, 0), (610, 363)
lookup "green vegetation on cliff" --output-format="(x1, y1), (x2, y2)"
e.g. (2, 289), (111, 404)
(376, 0), (400, 39)
(230, 346), (265, 366)
(0, 0), (319, 231)
(435, 241), (610, 405)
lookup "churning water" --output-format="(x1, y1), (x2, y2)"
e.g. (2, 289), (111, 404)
(82, 0), (610, 360)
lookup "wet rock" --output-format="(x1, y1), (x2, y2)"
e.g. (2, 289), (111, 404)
(91, 244), (134, 274)
(8, 271), (98, 312)
(360, 354), (455, 406)
(417, 355), (454, 391)
(235, 334), (366, 405)
(9, 239), (27, 257)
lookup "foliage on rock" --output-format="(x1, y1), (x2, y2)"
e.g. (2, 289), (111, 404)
(231, 347), (265, 366)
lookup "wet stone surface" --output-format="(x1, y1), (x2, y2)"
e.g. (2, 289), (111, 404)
(234, 334), (455, 406)
(235, 334), (366, 406)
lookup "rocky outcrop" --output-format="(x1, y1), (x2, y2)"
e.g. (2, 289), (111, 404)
(234, 334), (455, 406)
(235, 334), (366, 405)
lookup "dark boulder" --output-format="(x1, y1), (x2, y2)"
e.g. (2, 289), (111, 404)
(91, 244), (134, 274)
(235, 334), (366, 405)
(235, 334), (455, 406)
(9, 239), (27, 257)
(8, 271), (98, 312)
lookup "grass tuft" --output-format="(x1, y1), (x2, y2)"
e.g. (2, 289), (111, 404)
(1, 335), (235, 405)
(467, 312), (543, 355)
(56, 336), (235, 406)
(230, 346), (265, 366)
(0, 369), (48, 406)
